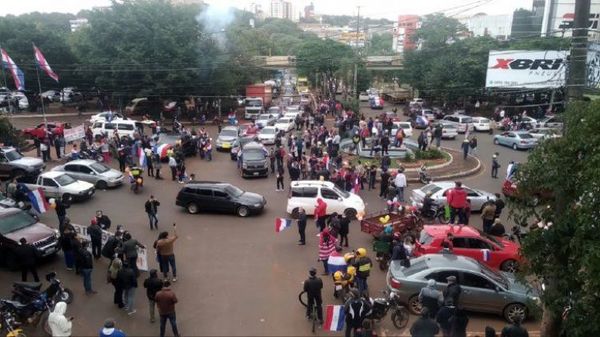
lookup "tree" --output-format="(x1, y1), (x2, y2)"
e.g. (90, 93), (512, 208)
(368, 33), (394, 56)
(511, 8), (535, 39)
(510, 101), (600, 337)
(412, 14), (467, 50)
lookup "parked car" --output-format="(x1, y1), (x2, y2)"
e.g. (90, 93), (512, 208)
(216, 126), (240, 151)
(409, 98), (424, 107)
(257, 126), (278, 145)
(421, 109), (435, 121)
(0, 146), (45, 179)
(410, 181), (496, 212)
(16, 171), (95, 203)
(124, 98), (150, 115)
(175, 181), (266, 217)
(230, 136), (259, 160)
(471, 117), (492, 132)
(255, 113), (277, 129)
(493, 131), (538, 150)
(23, 122), (71, 139)
(0, 207), (60, 269)
(60, 87), (83, 104)
(274, 117), (295, 133)
(359, 92), (370, 102)
(52, 159), (124, 189)
(41, 90), (61, 103)
(91, 120), (143, 139)
(415, 225), (522, 272)
(528, 127), (562, 140)
(12, 91), (29, 110)
(386, 254), (539, 323)
(536, 115), (564, 129)
(442, 114), (474, 133)
(287, 180), (365, 219)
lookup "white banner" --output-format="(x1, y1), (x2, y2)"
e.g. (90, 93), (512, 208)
(485, 50), (569, 88)
(71, 224), (148, 271)
(63, 124), (85, 142)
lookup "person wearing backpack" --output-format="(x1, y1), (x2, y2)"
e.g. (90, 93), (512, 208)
(102, 231), (123, 261)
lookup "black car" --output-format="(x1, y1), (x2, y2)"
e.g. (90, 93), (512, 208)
(175, 181), (266, 217)
(157, 133), (197, 158)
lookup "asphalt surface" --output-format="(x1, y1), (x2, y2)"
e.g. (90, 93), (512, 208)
(0, 103), (535, 336)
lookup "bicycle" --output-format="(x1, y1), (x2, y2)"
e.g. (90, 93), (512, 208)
(298, 291), (318, 334)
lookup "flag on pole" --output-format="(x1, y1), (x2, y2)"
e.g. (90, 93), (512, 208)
(27, 188), (50, 213)
(275, 218), (293, 232)
(138, 147), (147, 168)
(323, 305), (345, 331)
(1, 49), (25, 90)
(33, 44), (59, 82)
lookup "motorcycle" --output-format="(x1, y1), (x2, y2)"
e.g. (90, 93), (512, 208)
(366, 290), (410, 329)
(417, 204), (450, 224)
(80, 149), (104, 162)
(0, 298), (51, 336)
(418, 165), (431, 184)
(0, 307), (25, 337)
(129, 167), (144, 194)
(11, 272), (73, 305)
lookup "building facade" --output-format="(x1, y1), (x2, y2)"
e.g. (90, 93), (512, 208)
(392, 15), (420, 53)
(270, 0), (299, 22)
(460, 13), (513, 40)
(539, 0), (600, 39)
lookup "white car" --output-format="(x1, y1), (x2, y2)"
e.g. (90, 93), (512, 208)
(421, 109), (435, 121)
(89, 111), (127, 124)
(528, 127), (562, 140)
(409, 98), (424, 107)
(283, 111), (301, 119)
(471, 117), (492, 132)
(436, 122), (458, 139)
(257, 126), (278, 145)
(287, 180), (365, 218)
(52, 159), (124, 188)
(442, 114), (474, 133)
(410, 181), (496, 212)
(359, 92), (370, 102)
(255, 114), (277, 129)
(274, 117), (295, 132)
(12, 92), (29, 110)
(391, 121), (413, 138)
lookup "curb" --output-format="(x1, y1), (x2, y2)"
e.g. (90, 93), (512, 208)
(401, 147), (455, 173)
(409, 152), (482, 183)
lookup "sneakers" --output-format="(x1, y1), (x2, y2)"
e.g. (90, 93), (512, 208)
(127, 309), (136, 316)
(172, 278), (177, 282)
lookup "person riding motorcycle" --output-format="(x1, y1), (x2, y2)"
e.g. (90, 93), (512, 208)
(421, 191), (435, 218)
(128, 166), (144, 192)
(333, 265), (356, 299)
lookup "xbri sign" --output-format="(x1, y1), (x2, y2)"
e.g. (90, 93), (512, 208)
(486, 50), (569, 88)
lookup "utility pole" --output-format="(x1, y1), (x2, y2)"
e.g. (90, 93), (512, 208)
(353, 6), (360, 99)
(567, 0), (591, 101)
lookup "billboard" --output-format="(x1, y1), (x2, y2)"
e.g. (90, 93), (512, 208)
(587, 43), (600, 89)
(485, 50), (568, 88)
(540, 0), (600, 39)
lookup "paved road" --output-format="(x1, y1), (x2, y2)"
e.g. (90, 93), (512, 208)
(0, 105), (536, 336)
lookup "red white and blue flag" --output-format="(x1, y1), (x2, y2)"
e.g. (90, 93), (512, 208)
(275, 218), (292, 232)
(1, 49), (25, 90)
(323, 305), (345, 331)
(27, 188), (50, 214)
(138, 147), (147, 167)
(155, 143), (171, 158)
(33, 44), (59, 82)
(327, 253), (347, 274)
(482, 249), (491, 262)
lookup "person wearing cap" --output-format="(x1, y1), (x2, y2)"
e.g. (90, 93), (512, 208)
(99, 318), (127, 337)
(303, 268), (323, 324)
(443, 276), (462, 307)
(88, 218), (103, 259)
(419, 279), (443, 318)
(353, 248), (373, 297)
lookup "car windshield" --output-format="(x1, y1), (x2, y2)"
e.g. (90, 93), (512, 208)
(261, 128), (276, 135)
(519, 133), (534, 139)
(421, 184), (443, 195)
(460, 117), (473, 123)
(0, 211), (37, 235)
(268, 108), (280, 113)
(225, 185), (244, 197)
(220, 130), (238, 137)
(246, 100), (262, 107)
(278, 118), (291, 123)
(55, 174), (76, 186)
(90, 162), (110, 173)
(478, 118), (490, 123)
(332, 185), (350, 198)
(441, 123), (456, 129)
(5, 150), (23, 161)
(243, 150), (265, 161)
(478, 261), (510, 288)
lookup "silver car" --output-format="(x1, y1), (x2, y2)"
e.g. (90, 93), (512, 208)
(52, 159), (124, 189)
(387, 254), (539, 322)
(255, 114), (277, 129)
(493, 131), (538, 150)
(411, 181), (496, 212)
(216, 126), (240, 151)
(257, 126), (278, 145)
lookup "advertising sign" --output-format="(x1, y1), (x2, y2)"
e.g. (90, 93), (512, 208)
(485, 50), (569, 88)
(588, 43), (600, 89)
(541, 0), (600, 39)
(63, 124), (85, 142)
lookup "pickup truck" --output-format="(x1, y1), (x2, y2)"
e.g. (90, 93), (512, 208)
(16, 171), (95, 203)
(0, 146), (45, 179)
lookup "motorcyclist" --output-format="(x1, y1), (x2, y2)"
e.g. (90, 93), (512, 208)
(344, 289), (371, 337)
(391, 233), (410, 268)
(421, 191), (435, 217)
(303, 268), (323, 324)
(353, 248), (373, 297)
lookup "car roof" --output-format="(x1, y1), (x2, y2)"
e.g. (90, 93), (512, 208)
(64, 159), (96, 166)
(185, 181), (231, 187)
(261, 126), (277, 130)
(291, 180), (335, 188)
(423, 224), (481, 238)
(221, 126), (238, 131)
(0, 207), (22, 216)
(472, 116), (489, 120)
(41, 171), (64, 178)
(422, 181), (456, 190)
(411, 254), (485, 272)
(0, 146), (17, 152)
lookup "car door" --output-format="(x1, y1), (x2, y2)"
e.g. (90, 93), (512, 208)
(464, 188), (485, 211)
(505, 132), (517, 146)
(41, 177), (60, 198)
(320, 187), (344, 214)
(450, 237), (479, 261)
(77, 164), (96, 184)
(194, 188), (213, 211)
(459, 272), (503, 313)
(213, 189), (234, 213)
(62, 164), (83, 180)
(467, 238), (503, 269)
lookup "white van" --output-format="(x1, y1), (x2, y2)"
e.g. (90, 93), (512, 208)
(91, 120), (143, 138)
(442, 114), (474, 133)
(287, 180), (365, 218)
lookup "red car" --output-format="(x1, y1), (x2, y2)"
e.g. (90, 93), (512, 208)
(415, 225), (522, 272)
(23, 122), (71, 139)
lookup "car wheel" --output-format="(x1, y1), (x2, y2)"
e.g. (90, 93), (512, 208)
(187, 202), (199, 214)
(493, 138), (499, 145)
(512, 143), (518, 150)
(96, 181), (108, 190)
(237, 206), (249, 217)
(501, 259), (519, 273)
(504, 303), (527, 323)
(407, 295), (422, 315)
(344, 208), (357, 219)
(291, 208), (300, 219)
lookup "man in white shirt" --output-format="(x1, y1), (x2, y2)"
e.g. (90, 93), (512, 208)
(394, 168), (407, 202)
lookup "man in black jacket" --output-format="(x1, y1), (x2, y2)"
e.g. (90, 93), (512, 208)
(297, 208), (307, 245)
(88, 219), (103, 259)
(303, 268), (323, 324)
(144, 195), (161, 230)
(117, 262), (138, 315)
(443, 276), (462, 307)
(379, 169), (390, 198)
(410, 308), (440, 337)
(143, 269), (164, 323)
(344, 289), (371, 337)
(76, 241), (96, 295)
(15, 238), (40, 282)
(102, 231), (123, 261)
(95, 210), (112, 230)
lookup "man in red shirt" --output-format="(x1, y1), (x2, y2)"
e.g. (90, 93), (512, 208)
(446, 181), (468, 225)
(314, 198), (328, 232)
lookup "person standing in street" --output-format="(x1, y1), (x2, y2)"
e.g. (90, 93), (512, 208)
(276, 165), (285, 191)
(418, 279), (443, 318)
(48, 302), (73, 337)
(469, 136), (478, 156)
(379, 169), (390, 199)
(446, 181), (468, 225)
(314, 198), (327, 232)
(168, 155), (177, 181)
(117, 261), (138, 315)
(88, 219), (103, 259)
(153, 153), (163, 180)
(443, 276), (462, 307)
(394, 167), (407, 202)
(95, 210), (112, 231)
(344, 289), (371, 337)
(500, 315), (529, 337)
(155, 281), (180, 337)
(495, 193), (505, 219)
(410, 308), (439, 337)
(318, 228), (337, 275)
(145, 195), (160, 230)
(353, 248), (372, 297)
(449, 308), (469, 337)
(461, 138), (470, 160)
(155, 224), (178, 282)
(54, 198), (69, 232)
(297, 207), (307, 245)
(107, 258), (124, 309)
(121, 232), (145, 276)
(143, 269), (164, 323)
(99, 318), (127, 337)
(338, 213), (350, 247)
(435, 300), (456, 337)
(303, 268), (323, 324)
(491, 153), (500, 178)
(481, 202), (497, 234)
(76, 241), (96, 295)
(15, 238), (40, 282)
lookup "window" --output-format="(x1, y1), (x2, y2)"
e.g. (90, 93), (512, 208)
(42, 178), (58, 187)
(467, 238), (492, 250)
(104, 123), (115, 130)
(452, 237), (469, 248)
(214, 190), (228, 198)
(196, 189), (213, 197)
(92, 122), (103, 129)
(462, 272), (495, 289)
(321, 188), (339, 200)
(79, 166), (93, 174)
(465, 189), (479, 197)
(117, 124), (134, 131)
(64, 165), (78, 172)
(291, 187), (318, 198)
(425, 270), (460, 284)
(0, 154), (8, 162)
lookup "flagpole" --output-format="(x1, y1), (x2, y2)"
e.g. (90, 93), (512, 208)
(34, 60), (47, 126)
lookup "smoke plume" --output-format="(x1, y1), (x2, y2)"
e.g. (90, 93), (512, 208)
(196, 3), (236, 49)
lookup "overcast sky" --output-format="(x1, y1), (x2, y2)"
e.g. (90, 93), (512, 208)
(0, 0), (531, 19)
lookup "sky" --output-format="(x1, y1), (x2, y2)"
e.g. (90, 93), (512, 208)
(0, 0), (531, 19)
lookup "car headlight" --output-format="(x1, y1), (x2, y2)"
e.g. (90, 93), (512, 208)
(242, 163), (248, 169)
(253, 203), (262, 207)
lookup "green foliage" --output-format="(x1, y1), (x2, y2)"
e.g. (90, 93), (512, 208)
(0, 118), (25, 149)
(510, 101), (600, 337)
(413, 148), (445, 160)
(413, 14), (467, 50)
(368, 33), (394, 56)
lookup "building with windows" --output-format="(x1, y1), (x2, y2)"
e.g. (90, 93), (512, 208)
(392, 15), (420, 53)
(270, 0), (299, 21)
(460, 13), (513, 40)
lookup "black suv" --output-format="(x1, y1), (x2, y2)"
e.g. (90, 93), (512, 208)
(240, 142), (268, 178)
(175, 181), (266, 217)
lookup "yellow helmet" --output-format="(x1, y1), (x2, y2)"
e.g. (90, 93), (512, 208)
(344, 252), (355, 263)
(333, 271), (343, 281)
(356, 248), (367, 257)
(346, 266), (356, 276)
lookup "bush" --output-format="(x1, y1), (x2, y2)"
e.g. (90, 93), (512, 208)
(0, 118), (25, 150)
(414, 148), (445, 160)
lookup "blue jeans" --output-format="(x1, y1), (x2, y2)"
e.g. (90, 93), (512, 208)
(124, 287), (136, 311)
(148, 213), (158, 230)
(160, 255), (177, 278)
(81, 268), (92, 292)
(64, 250), (74, 269)
(356, 276), (368, 297)
(160, 312), (180, 337)
(396, 186), (405, 202)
